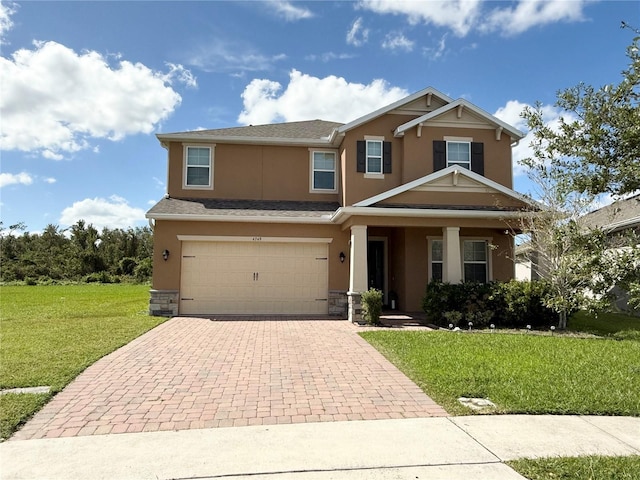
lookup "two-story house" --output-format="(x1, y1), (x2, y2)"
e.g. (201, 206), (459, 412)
(146, 87), (535, 322)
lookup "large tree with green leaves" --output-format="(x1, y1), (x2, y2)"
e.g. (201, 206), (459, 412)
(522, 36), (639, 197)
(518, 35), (640, 326)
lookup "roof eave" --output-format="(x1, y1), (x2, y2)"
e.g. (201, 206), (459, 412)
(331, 206), (534, 224)
(394, 99), (526, 140)
(145, 212), (334, 224)
(155, 133), (334, 148)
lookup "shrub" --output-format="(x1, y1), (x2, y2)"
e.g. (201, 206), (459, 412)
(134, 258), (152, 282)
(422, 281), (496, 328)
(361, 288), (383, 326)
(118, 257), (138, 276)
(423, 280), (558, 329)
(84, 271), (113, 284)
(492, 279), (558, 328)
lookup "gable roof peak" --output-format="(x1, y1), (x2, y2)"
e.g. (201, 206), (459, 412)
(335, 86), (454, 135)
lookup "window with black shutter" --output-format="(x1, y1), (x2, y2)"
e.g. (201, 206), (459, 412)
(357, 139), (392, 174)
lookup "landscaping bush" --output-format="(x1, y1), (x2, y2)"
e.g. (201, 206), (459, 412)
(492, 279), (558, 328)
(422, 280), (558, 329)
(361, 288), (383, 326)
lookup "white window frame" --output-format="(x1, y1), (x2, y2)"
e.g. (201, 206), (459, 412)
(462, 238), (491, 283)
(309, 149), (338, 193)
(427, 236), (493, 283)
(444, 136), (473, 170)
(365, 138), (383, 175)
(428, 237), (444, 282)
(183, 144), (214, 190)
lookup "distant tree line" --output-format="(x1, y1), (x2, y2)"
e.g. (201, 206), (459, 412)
(0, 220), (153, 284)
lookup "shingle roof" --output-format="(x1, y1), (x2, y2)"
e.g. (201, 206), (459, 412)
(161, 120), (344, 141)
(147, 197), (340, 220)
(582, 195), (640, 231)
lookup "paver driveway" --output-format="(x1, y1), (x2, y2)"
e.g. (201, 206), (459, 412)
(12, 318), (447, 440)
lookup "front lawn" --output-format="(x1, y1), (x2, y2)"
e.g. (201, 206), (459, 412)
(508, 455), (640, 480)
(359, 330), (640, 416)
(569, 310), (640, 337)
(0, 284), (165, 439)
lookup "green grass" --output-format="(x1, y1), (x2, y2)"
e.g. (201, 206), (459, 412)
(508, 455), (640, 480)
(569, 310), (640, 337)
(359, 330), (640, 416)
(0, 284), (165, 439)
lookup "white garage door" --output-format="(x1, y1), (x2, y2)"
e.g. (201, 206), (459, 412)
(179, 240), (329, 315)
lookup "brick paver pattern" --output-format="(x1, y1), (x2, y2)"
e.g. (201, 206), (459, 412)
(12, 318), (447, 440)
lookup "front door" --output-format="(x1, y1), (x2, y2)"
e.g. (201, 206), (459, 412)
(367, 240), (385, 294)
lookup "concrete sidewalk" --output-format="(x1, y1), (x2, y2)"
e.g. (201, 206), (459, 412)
(2, 415), (638, 479)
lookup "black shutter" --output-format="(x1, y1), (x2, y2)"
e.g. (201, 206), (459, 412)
(383, 141), (392, 173)
(471, 142), (484, 175)
(356, 140), (366, 173)
(433, 140), (446, 171)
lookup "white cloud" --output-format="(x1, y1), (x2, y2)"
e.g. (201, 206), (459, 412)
(359, 0), (591, 37)
(360, 0), (482, 36)
(238, 69), (409, 125)
(0, 1), (16, 41)
(494, 100), (573, 177)
(0, 41), (194, 159)
(186, 39), (287, 73)
(346, 17), (370, 46)
(44, 177), (57, 184)
(422, 34), (448, 59)
(382, 33), (414, 52)
(0, 172), (33, 188)
(305, 52), (357, 62)
(483, 0), (588, 36)
(267, 0), (314, 21)
(59, 195), (146, 230)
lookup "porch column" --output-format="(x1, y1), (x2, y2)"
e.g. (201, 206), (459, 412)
(348, 225), (368, 323)
(443, 227), (462, 284)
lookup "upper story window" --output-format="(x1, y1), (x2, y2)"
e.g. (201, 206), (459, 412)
(357, 138), (392, 175)
(310, 151), (337, 192)
(366, 140), (383, 174)
(184, 146), (213, 189)
(447, 141), (471, 169)
(433, 139), (484, 175)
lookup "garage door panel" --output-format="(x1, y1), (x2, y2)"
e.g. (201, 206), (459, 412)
(180, 241), (328, 315)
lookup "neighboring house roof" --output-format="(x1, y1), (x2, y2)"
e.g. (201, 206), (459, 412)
(582, 194), (640, 233)
(147, 197), (340, 224)
(353, 165), (538, 209)
(394, 98), (526, 143)
(156, 120), (344, 147)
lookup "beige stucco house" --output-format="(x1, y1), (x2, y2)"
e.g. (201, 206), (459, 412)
(146, 87), (535, 322)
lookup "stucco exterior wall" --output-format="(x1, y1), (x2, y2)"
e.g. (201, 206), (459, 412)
(167, 142), (340, 203)
(151, 220), (350, 292)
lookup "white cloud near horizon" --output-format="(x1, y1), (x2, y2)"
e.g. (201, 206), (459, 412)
(238, 69), (409, 125)
(0, 40), (194, 160)
(59, 195), (146, 230)
(0, 172), (34, 188)
(359, 0), (590, 37)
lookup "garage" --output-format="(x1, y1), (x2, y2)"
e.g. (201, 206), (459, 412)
(179, 239), (329, 315)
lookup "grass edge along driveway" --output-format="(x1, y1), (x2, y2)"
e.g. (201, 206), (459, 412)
(0, 284), (166, 440)
(359, 330), (640, 417)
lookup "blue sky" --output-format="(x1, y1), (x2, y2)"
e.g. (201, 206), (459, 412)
(1, 0), (638, 233)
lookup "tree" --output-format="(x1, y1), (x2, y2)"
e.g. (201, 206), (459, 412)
(522, 36), (639, 197)
(518, 36), (640, 325)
